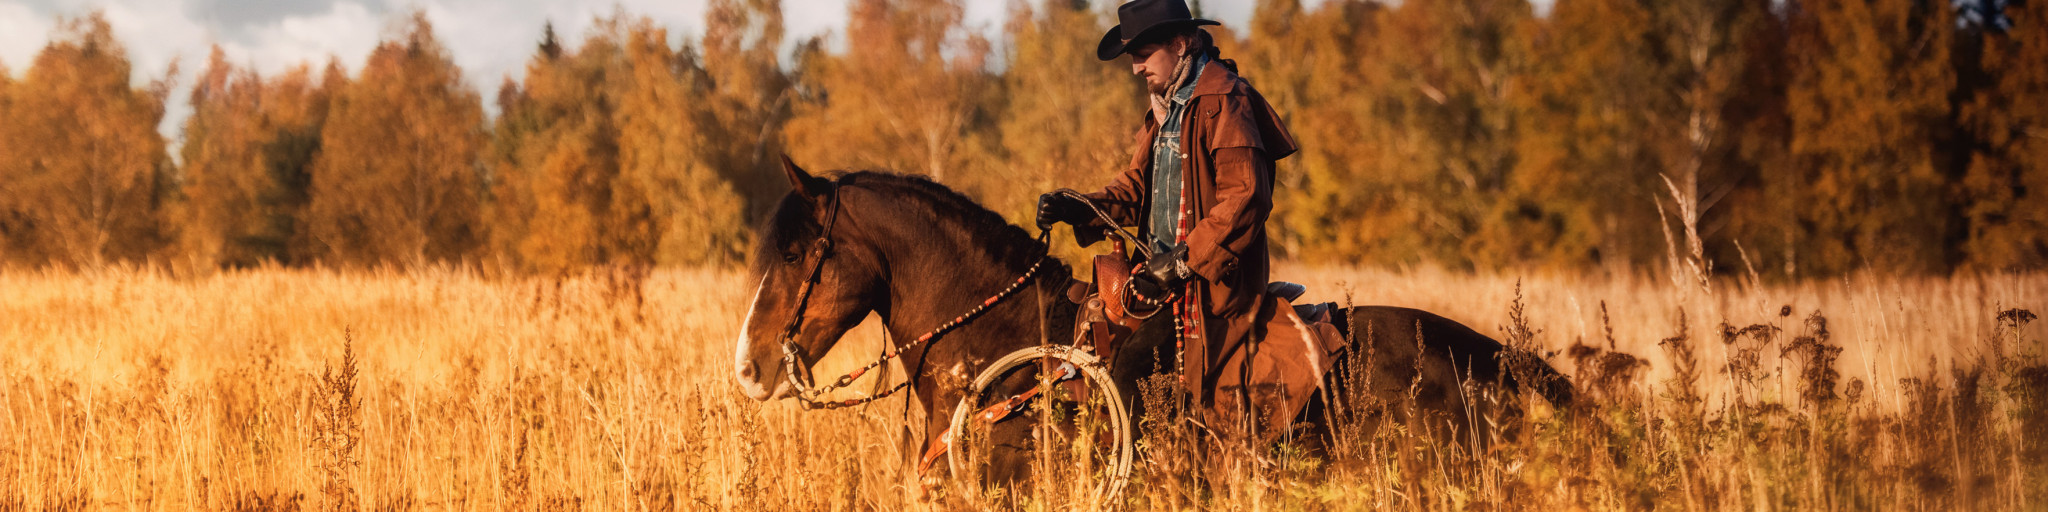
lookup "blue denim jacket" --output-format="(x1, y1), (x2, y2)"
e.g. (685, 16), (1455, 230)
(1147, 54), (1208, 254)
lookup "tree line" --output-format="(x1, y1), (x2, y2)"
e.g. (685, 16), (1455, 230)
(0, 0), (2041, 278)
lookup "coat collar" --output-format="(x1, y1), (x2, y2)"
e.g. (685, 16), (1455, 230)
(1187, 57), (1239, 98)
(1140, 57), (1240, 130)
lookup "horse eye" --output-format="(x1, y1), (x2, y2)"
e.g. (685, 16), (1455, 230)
(782, 252), (801, 264)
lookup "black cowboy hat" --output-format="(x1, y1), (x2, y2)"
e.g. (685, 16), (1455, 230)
(1096, 0), (1220, 61)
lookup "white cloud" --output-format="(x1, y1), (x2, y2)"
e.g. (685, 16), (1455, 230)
(226, 1), (381, 76)
(413, 0), (714, 91)
(0, 2), (50, 70)
(95, 0), (212, 81)
(0, 0), (1358, 145)
(0, 0), (205, 82)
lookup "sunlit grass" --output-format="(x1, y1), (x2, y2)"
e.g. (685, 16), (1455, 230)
(0, 265), (2041, 510)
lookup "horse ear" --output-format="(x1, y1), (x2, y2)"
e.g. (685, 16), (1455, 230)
(781, 154), (828, 204)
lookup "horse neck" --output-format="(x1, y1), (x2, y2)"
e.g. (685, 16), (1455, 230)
(857, 203), (1061, 386)
(880, 239), (1044, 344)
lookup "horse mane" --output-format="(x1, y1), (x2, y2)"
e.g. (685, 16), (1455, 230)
(833, 171), (1050, 272)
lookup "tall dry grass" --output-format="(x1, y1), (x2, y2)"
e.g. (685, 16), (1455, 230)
(0, 265), (2042, 510)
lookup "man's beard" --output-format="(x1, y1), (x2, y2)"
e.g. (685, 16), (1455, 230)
(1147, 77), (1172, 96)
(1146, 32), (1211, 124)
(1147, 50), (1197, 124)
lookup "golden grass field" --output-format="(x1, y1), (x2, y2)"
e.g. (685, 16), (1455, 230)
(1, 264), (2043, 510)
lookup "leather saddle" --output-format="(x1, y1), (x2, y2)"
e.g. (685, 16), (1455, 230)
(1078, 253), (1324, 323)
(1057, 254), (1145, 366)
(1066, 253), (1348, 440)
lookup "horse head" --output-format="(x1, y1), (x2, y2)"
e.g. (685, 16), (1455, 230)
(733, 157), (889, 401)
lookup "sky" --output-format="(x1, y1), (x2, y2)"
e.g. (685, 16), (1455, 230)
(0, 0), (1284, 94)
(0, 0), (1547, 143)
(0, 0), (1208, 142)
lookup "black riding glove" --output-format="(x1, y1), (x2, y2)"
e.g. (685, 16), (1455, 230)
(1035, 192), (1091, 232)
(1131, 244), (1193, 301)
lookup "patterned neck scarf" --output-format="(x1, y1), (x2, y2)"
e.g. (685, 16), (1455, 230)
(1149, 33), (1213, 126)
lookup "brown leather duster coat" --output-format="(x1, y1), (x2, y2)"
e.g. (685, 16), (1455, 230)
(1076, 56), (1297, 406)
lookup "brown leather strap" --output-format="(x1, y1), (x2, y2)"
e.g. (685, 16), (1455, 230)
(1183, 288), (1206, 407)
(1092, 318), (1113, 361)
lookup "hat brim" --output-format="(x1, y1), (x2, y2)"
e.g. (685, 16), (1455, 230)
(1096, 19), (1220, 61)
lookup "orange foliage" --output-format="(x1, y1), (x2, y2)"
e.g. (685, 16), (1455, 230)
(783, 0), (994, 184)
(307, 12), (486, 267)
(1785, 0), (1956, 275)
(991, 0), (1143, 247)
(0, 13), (172, 268)
(1, 1), (2042, 275)
(177, 48), (334, 270)
(1960, 1), (2048, 269)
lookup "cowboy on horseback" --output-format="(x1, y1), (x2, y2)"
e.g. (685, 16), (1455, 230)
(1036, 0), (1299, 435)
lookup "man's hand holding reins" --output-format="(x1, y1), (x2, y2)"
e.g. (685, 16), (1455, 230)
(1036, 192), (1093, 232)
(1132, 243), (1192, 301)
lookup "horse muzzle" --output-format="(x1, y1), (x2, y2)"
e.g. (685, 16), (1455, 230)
(734, 358), (795, 401)
(735, 333), (797, 401)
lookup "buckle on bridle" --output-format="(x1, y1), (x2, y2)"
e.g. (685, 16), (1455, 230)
(779, 337), (818, 407)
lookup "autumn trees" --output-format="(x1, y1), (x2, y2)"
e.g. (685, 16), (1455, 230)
(178, 49), (334, 269)
(487, 20), (630, 274)
(488, 8), (762, 274)
(1959, 0), (2048, 269)
(991, 0), (1142, 235)
(0, 14), (172, 268)
(785, 0), (994, 186)
(1237, 0), (2041, 276)
(1783, 0), (1957, 275)
(305, 14), (487, 267)
(1, 1), (2043, 276)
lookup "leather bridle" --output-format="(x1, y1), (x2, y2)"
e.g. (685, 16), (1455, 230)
(774, 183), (844, 405)
(767, 182), (1139, 495)
(772, 182), (1053, 410)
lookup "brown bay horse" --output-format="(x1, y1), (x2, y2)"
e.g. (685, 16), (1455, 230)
(733, 159), (1573, 491)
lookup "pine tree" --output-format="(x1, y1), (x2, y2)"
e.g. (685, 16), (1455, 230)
(489, 14), (755, 271)
(489, 18), (626, 274)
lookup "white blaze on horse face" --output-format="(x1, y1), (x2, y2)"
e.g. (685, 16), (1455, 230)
(735, 273), (775, 401)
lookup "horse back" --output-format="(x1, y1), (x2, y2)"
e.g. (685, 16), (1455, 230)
(1319, 306), (1575, 432)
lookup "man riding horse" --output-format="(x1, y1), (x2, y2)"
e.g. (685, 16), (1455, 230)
(1036, 0), (1300, 437)
(731, 0), (1573, 496)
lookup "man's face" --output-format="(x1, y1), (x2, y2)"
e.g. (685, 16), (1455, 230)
(1128, 38), (1181, 95)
